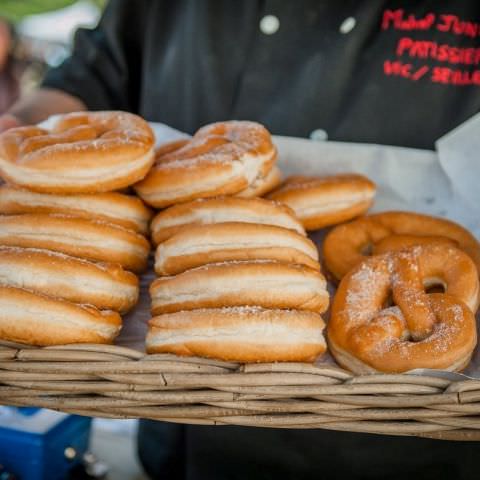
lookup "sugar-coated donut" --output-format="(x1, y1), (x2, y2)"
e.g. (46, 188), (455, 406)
(0, 246), (139, 313)
(150, 196), (305, 245)
(0, 185), (153, 235)
(0, 214), (150, 272)
(134, 121), (277, 207)
(236, 165), (282, 198)
(0, 111), (155, 193)
(323, 211), (480, 280)
(146, 306), (326, 362)
(150, 260), (329, 315)
(328, 244), (479, 374)
(0, 285), (122, 345)
(267, 174), (376, 230)
(154, 222), (320, 275)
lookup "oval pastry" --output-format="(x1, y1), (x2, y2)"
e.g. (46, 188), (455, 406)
(0, 111), (155, 193)
(150, 261), (329, 315)
(0, 285), (122, 346)
(135, 121), (277, 207)
(0, 247), (139, 313)
(0, 185), (153, 235)
(0, 214), (150, 273)
(146, 307), (326, 363)
(150, 196), (305, 245)
(154, 222), (320, 275)
(268, 174), (376, 231)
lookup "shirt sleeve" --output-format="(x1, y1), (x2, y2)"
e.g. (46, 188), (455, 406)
(41, 0), (149, 112)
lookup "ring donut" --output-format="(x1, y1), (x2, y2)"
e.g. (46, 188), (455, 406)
(0, 214), (150, 272)
(150, 260), (329, 315)
(0, 185), (153, 235)
(134, 121), (277, 207)
(328, 244), (479, 374)
(146, 306), (326, 363)
(236, 165), (282, 198)
(154, 222), (320, 275)
(0, 247), (139, 313)
(0, 285), (122, 346)
(267, 174), (376, 230)
(150, 196), (305, 245)
(0, 111), (155, 193)
(323, 211), (480, 280)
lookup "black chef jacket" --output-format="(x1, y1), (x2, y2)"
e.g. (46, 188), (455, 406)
(43, 1), (480, 479)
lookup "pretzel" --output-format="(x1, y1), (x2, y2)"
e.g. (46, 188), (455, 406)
(328, 244), (479, 374)
(323, 211), (480, 280)
(0, 111), (155, 193)
(134, 121), (277, 207)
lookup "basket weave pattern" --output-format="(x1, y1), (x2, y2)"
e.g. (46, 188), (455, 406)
(1, 342), (480, 440)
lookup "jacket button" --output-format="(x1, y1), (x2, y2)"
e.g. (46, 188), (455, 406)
(310, 129), (328, 141)
(339, 16), (356, 34)
(260, 15), (280, 35)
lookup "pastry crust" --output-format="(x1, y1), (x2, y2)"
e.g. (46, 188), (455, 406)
(0, 213), (150, 272)
(0, 185), (153, 235)
(150, 260), (329, 314)
(323, 211), (480, 280)
(151, 196), (305, 245)
(154, 222), (320, 275)
(146, 307), (326, 363)
(0, 246), (138, 313)
(0, 285), (122, 346)
(268, 174), (376, 230)
(0, 111), (155, 193)
(135, 121), (277, 207)
(237, 165), (282, 198)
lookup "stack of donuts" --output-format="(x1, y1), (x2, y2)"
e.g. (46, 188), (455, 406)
(0, 111), (154, 346)
(140, 122), (331, 363)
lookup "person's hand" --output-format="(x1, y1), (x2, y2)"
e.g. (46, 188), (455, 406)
(0, 113), (23, 133)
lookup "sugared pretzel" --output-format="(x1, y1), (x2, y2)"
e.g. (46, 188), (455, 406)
(328, 244), (479, 374)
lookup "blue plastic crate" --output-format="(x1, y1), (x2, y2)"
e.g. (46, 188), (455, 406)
(0, 407), (91, 480)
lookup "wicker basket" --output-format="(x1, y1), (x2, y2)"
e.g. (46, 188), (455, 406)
(2, 341), (480, 440)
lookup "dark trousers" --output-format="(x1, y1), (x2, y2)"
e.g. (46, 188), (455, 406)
(137, 419), (480, 480)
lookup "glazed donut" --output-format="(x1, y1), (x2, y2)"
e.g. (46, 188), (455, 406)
(146, 306), (326, 363)
(323, 211), (480, 280)
(267, 174), (376, 230)
(151, 196), (305, 245)
(236, 165), (282, 198)
(328, 244), (479, 374)
(134, 121), (277, 207)
(373, 235), (458, 255)
(150, 260), (329, 315)
(0, 285), (122, 346)
(0, 185), (153, 235)
(0, 111), (155, 193)
(154, 222), (320, 275)
(0, 247), (138, 313)
(0, 214), (150, 273)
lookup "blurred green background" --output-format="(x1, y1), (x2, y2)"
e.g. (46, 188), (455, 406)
(1, 0), (105, 23)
